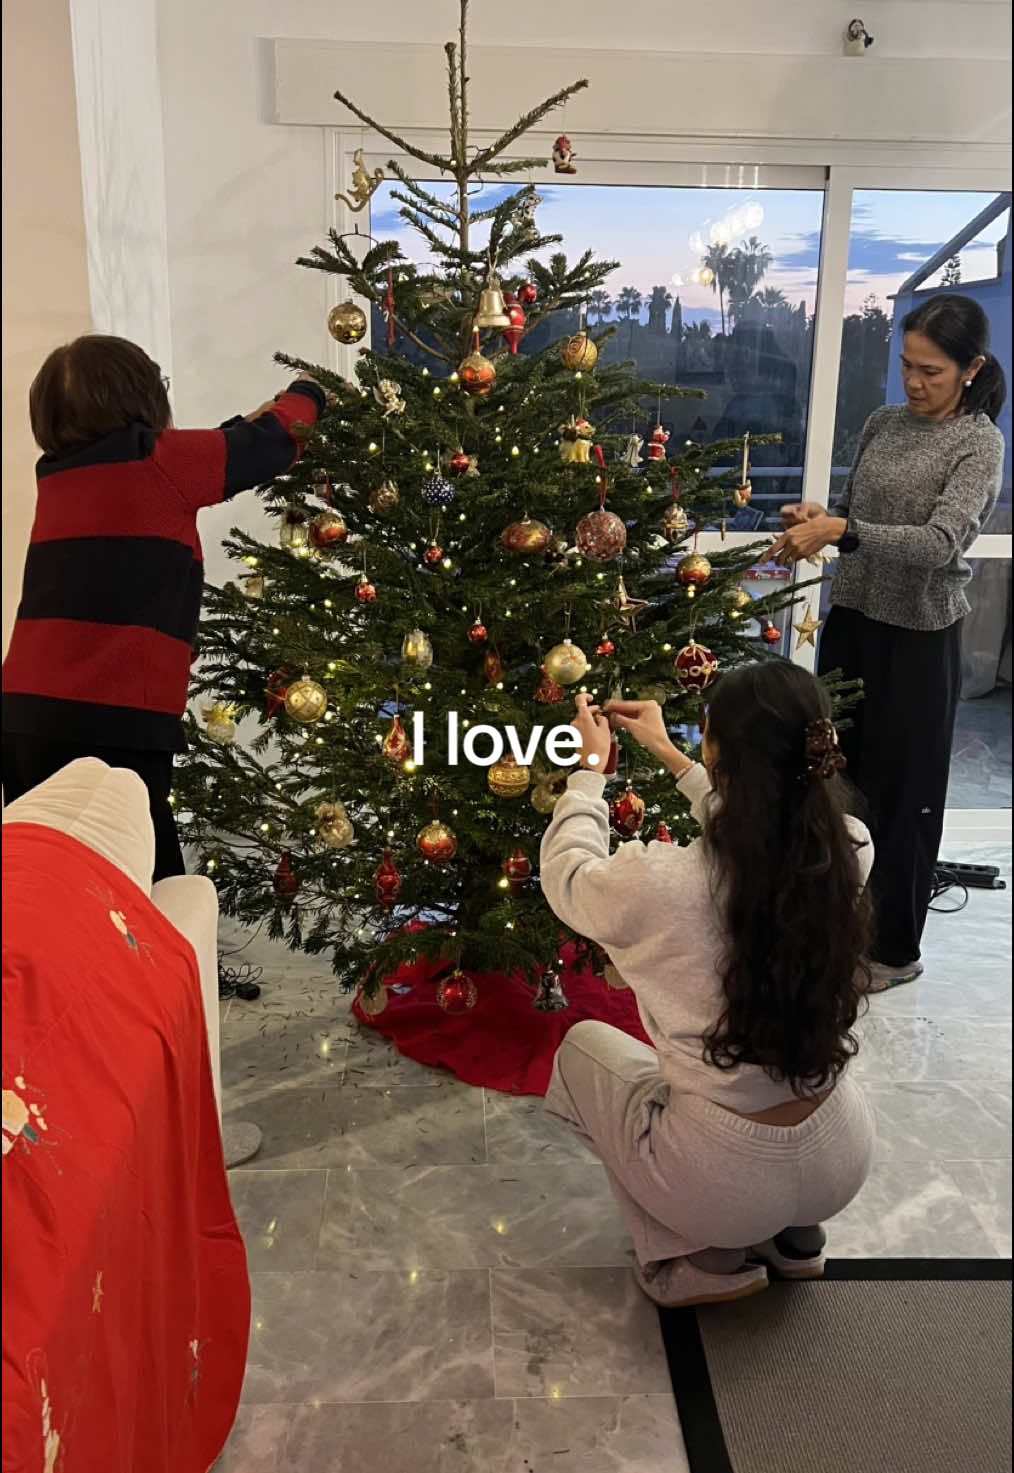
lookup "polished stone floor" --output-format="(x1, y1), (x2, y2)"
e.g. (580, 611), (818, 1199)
(215, 842), (1011, 1472)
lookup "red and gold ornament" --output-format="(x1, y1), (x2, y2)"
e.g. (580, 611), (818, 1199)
(468, 618), (488, 645)
(677, 551), (713, 597)
(534, 667), (566, 704)
(483, 648), (503, 686)
(502, 849), (533, 898)
(501, 517), (552, 555)
(609, 787), (646, 837)
(423, 542), (445, 566)
(654, 822), (674, 844)
(308, 509), (348, 550)
(381, 714), (411, 765)
(595, 636), (615, 657)
(272, 852), (299, 903)
(673, 641), (718, 692)
(436, 969), (478, 1014)
(416, 819), (457, 864)
(374, 849), (402, 910)
(266, 669), (289, 719)
(518, 280), (538, 305)
(502, 291), (527, 355)
(356, 575), (377, 603)
(646, 426), (670, 462)
(761, 620), (782, 646)
(447, 448), (472, 476)
(458, 341), (496, 397)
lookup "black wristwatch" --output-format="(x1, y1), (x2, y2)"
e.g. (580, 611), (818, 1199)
(837, 518), (860, 555)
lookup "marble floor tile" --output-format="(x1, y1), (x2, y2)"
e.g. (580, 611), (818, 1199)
(228, 1170), (327, 1270)
(483, 1091), (598, 1165)
(945, 1160), (1013, 1256)
(863, 1082), (1013, 1164)
(242, 1270), (494, 1405)
(281, 1395), (688, 1473)
(222, 1012), (351, 1097)
(214, 1404), (292, 1471)
(344, 1026), (455, 1088)
(491, 1268), (671, 1399)
(956, 1079), (1012, 1134)
(852, 1016), (1012, 1084)
(226, 1080), (486, 1171)
(317, 1163), (631, 1271)
(826, 1161), (997, 1258)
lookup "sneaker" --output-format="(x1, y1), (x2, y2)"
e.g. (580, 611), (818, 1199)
(633, 1256), (768, 1309)
(750, 1234), (825, 1281)
(866, 959), (923, 993)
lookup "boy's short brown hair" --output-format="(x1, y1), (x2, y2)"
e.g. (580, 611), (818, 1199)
(29, 334), (172, 456)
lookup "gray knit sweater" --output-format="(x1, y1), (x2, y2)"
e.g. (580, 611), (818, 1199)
(831, 405), (1004, 631)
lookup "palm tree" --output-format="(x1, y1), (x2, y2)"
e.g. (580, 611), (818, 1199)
(588, 289), (613, 322)
(754, 286), (788, 309)
(727, 237), (774, 323)
(615, 286), (643, 321)
(646, 285), (673, 333)
(702, 244), (731, 335)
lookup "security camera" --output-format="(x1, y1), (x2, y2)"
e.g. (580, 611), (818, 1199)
(844, 19), (874, 55)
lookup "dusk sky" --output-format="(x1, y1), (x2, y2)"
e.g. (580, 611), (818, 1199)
(372, 183), (1007, 328)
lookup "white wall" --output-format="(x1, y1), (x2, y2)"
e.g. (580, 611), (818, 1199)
(152, 0), (1012, 588)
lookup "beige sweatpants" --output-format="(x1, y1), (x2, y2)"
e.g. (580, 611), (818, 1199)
(544, 1020), (875, 1266)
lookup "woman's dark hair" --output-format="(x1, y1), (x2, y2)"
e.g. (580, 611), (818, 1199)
(700, 660), (873, 1096)
(29, 334), (171, 456)
(902, 294), (1007, 423)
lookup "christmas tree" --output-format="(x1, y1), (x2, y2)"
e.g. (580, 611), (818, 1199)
(175, 0), (810, 1005)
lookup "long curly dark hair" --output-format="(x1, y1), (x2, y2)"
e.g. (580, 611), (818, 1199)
(700, 660), (872, 1095)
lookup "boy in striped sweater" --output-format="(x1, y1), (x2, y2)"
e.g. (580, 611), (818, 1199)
(2, 334), (328, 883)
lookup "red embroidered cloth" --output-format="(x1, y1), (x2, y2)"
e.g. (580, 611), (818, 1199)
(2, 825), (249, 1473)
(353, 937), (652, 1095)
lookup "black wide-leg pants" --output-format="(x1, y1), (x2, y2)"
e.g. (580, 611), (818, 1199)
(818, 604), (962, 967)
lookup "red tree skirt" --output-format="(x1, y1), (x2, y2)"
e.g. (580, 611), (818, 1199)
(352, 939), (652, 1096)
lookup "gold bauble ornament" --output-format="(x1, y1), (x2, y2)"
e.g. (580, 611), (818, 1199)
(724, 586), (753, 619)
(401, 628), (434, 669)
(544, 639), (590, 686)
(284, 676), (328, 724)
(458, 349), (497, 397)
(315, 800), (354, 850)
(327, 301), (368, 344)
(501, 518), (552, 554)
(488, 754), (532, 799)
(560, 333), (598, 371)
(369, 480), (400, 517)
(308, 509), (348, 550)
(416, 819), (458, 863)
(677, 552), (713, 598)
(201, 701), (238, 745)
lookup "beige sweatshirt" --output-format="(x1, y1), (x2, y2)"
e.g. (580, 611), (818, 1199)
(539, 764), (874, 1112)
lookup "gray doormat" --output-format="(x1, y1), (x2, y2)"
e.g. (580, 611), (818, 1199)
(660, 1260), (1012, 1473)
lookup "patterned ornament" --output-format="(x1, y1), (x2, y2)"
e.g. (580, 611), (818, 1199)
(534, 667), (566, 704)
(356, 575), (377, 603)
(447, 448), (472, 476)
(532, 970), (569, 1011)
(561, 333), (598, 371)
(436, 970), (479, 1014)
(381, 714), (411, 764)
(416, 820), (457, 863)
(677, 552), (713, 597)
(483, 648), (503, 686)
(468, 619), (488, 645)
(517, 280), (538, 305)
(458, 350), (496, 397)
(402, 629), (434, 669)
(501, 518), (552, 554)
(609, 787), (646, 837)
(327, 301), (367, 344)
(308, 509), (348, 550)
(374, 849), (402, 910)
(595, 636), (615, 657)
(421, 472), (455, 508)
(654, 822), (674, 844)
(369, 480), (400, 517)
(315, 800), (354, 849)
(661, 502), (690, 542)
(279, 509), (309, 553)
(646, 426), (670, 462)
(502, 849), (533, 898)
(201, 701), (238, 745)
(761, 620), (782, 646)
(544, 639), (590, 686)
(373, 379), (405, 417)
(674, 641), (718, 692)
(575, 509), (627, 562)
(724, 586), (753, 619)
(488, 754), (532, 799)
(272, 853), (299, 902)
(284, 677), (328, 724)
(423, 542), (445, 566)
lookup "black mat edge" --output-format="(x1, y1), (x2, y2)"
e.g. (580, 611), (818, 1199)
(658, 1259), (1012, 1473)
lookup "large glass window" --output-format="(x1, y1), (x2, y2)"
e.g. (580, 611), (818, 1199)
(370, 181), (825, 527)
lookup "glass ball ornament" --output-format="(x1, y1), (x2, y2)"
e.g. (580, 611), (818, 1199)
(609, 787), (646, 837)
(761, 620), (782, 646)
(201, 701), (238, 745)
(421, 472), (455, 508)
(501, 518), (551, 554)
(279, 510), (309, 553)
(416, 819), (458, 863)
(369, 480), (400, 517)
(661, 503), (690, 542)
(676, 552), (713, 597)
(502, 849), (533, 897)
(423, 543), (445, 566)
(308, 509), (348, 550)
(327, 301), (367, 344)
(284, 676), (328, 724)
(458, 349), (496, 397)
(487, 754), (531, 799)
(575, 509), (627, 562)
(468, 619), (488, 645)
(315, 800), (354, 850)
(724, 586), (753, 619)
(544, 639), (590, 686)
(355, 575), (377, 604)
(517, 280), (538, 305)
(530, 768), (568, 813)
(673, 641), (719, 692)
(436, 969), (478, 1014)
(401, 628), (434, 669)
(560, 333), (598, 371)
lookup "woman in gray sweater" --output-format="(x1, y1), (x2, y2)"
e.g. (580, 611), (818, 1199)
(541, 667), (875, 1308)
(771, 295), (1006, 989)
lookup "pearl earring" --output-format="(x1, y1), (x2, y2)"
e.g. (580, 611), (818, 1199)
(964, 379), (973, 387)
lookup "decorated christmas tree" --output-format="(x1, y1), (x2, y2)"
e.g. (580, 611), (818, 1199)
(174, 0), (812, 1010)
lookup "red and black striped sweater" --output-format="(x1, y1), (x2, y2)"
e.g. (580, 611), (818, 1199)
(2, 380), (325, 752)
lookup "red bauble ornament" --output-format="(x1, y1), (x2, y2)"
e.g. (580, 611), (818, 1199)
(674, 641), (719, 692)
(448, 449), (472, 476)
(458, 350), (497, 397)
(502, 292), (527, 355)
(595, 636), (615, 657)
(517, 280), (538, 305)
(374, 849), (402, 910)
(654, 822), (674, 844)
(381, 714), (411, 764)
(762, 620), (782, 646)
(416, 820), (457, 864)
(265, 669), (289, 718)
(609, 787), (646, 837)
(575, 509), (627, 562)
(424, 542), (445, 566)
(356, 576), (377, 604)
(502, 849), (533, 898)
(468, 619), (489, 645)
(436, 969), (478, 1014)
(534, 667), (566, 704)
(308, 509), (348, 549)
(483, 649), (503, 686)
(272, 852), (299, 902)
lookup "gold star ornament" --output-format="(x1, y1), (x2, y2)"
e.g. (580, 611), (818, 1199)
(793, 609), (823, 647)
